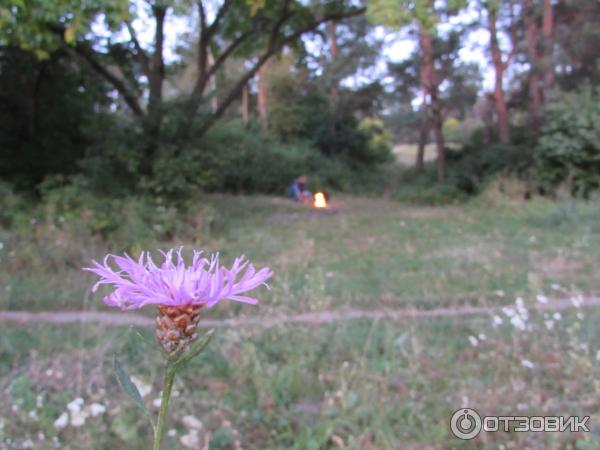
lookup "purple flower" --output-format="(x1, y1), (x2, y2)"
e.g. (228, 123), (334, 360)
(83, 248), (273, 311)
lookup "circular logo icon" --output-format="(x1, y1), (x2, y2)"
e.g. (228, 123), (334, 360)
(450, 408), (482, 440)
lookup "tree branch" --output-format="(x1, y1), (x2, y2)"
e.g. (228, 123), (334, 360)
(198, 7), (366, 135)
(208, 29), (257, 80)
(65, 44), (145, 117)
(126, 21), (151, 78)
(269, 0), (293, 47)
(147, 5), (166, 117)
(206, 0), (232, 38)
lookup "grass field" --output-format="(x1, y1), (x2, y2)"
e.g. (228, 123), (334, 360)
(1, 194), (600, 449)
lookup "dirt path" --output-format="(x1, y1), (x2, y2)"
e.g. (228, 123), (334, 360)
(2, 296), (600, 329)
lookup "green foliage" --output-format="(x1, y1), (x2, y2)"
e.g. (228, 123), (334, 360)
(442, 117), (481, 145)
(392, 174), (468, 205)
(446, 142), (532, 195)
(357, 117), (394, 164)
(113, 356), (153, 425)
(0, 47), (127, 190)
(367, 0), (466, 31)
(0, 181), (33, 228)
(535, 86), (600, 196)
(0, 0), (129, 54)
(151, 119), (390, 196)
(152, 121), (319, 195)
(391, 136), (533, 204)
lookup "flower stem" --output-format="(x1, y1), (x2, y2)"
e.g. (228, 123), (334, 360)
(153, 362), (177, 450)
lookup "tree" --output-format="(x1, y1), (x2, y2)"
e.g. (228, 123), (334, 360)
(484, 0), (517, 143)
(523, 0), (543, 130)
(2, 0), (365, 176)
(368, 0), (466, 182)
(552, 0), (600, 89)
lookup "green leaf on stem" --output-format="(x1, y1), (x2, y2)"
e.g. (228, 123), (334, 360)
(113, 354), (154, 426)
(170, 328), (215, 370)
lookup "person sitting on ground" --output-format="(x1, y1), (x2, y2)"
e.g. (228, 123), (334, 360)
(288, 175), (312, 202)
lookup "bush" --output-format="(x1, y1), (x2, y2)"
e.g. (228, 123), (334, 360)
(151, 121), (320, 195)
(535, 85), (600, 196)
(390, 136), (534, 204)
(392, 179), (467, 205)
(445, 142), (532, 195)
(357, 117), (394, 165)
(151, 120), (391, 196)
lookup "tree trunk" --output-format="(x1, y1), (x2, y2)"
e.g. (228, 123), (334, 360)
(416, 97), (429, 172)
(524, 0), (542, 130)
(257, 58), (269, 129)
(542, 0), (554, 91)
(241, 83), (249, 125)
(419, 27), (445, 182)
(481, 94), (495, 145)
(430, 90), (445, 183)
(417, 28), (433, 171)
(141, 5), (167, 177)
(488, 5), (511, 143)
(329, 20), (338, 110)
(208, 48), (218, 113)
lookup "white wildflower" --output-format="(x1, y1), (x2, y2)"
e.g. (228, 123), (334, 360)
(571, 295), (583, 308)
(536, 294), (548, 304)
(66, 398), (84, 413)
(492, 315), (503, 327)
(478, 333), (487, 341)
(494, 290), (505, 297)
(577, 312), (585, 320)
(502, 307), (516, 317)
(180, 430), (200, 448)
(167, 429), (177, 437)
(153, 397), (162, 408)
(545, 320), (555, 330)
(182, 415), (203, 430)
(521, 359), (535, 369)
(551, 283), (561, 290)
(468, 336), (479, 347)
(88, 403), (106, 417)
(70, 409), (89, 427)
(53, 413), (69, 430)
(510, 315), (526, 331)
(553, 312), (562, 321)
(515, 297), (528, 318)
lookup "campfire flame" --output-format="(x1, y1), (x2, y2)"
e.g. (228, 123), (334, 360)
(314, 192), (327, 208)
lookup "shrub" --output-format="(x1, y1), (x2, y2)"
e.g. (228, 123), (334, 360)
(152, 121), (391, 196)
(445, 142), (532, 195)
(357, 117), (394, 165)
(535, 85), (600, 196)
(393, 181), (467, 205)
